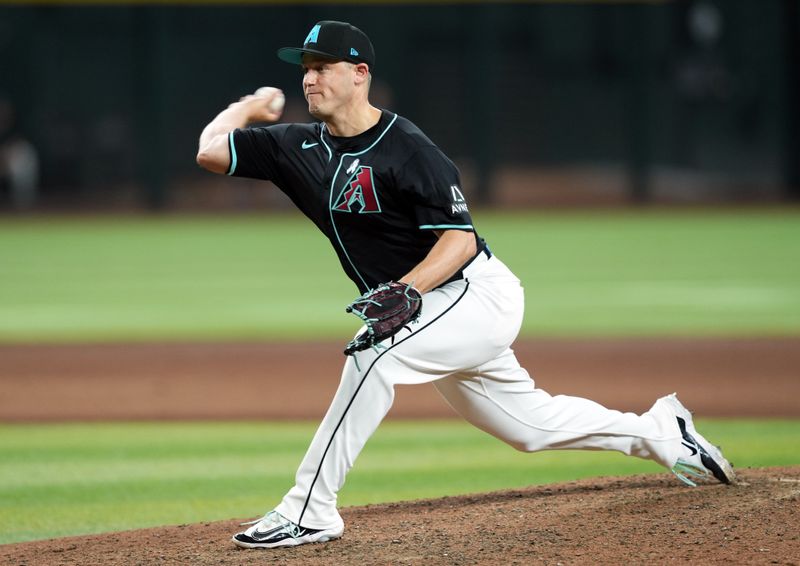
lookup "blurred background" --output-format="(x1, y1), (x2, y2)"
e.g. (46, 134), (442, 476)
(1, 0), (798, 212)
(1, 0), (799, 547)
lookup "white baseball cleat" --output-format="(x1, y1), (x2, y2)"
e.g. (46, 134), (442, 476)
(657, 393), (735, 487)
(232, 510), (344, 549)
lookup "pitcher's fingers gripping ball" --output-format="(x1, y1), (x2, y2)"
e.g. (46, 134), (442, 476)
(344, 281), (422, 355)
(253, 86), (286, 120)
(255, 86), (286, 112)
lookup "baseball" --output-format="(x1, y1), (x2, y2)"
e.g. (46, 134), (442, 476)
(255, 86), (285, 113)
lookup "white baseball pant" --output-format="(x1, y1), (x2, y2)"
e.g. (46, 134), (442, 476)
(275, 252), (682, 530)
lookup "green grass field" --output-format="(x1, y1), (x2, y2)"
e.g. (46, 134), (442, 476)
(2, 419), (798, 545)
(1, 209), (798, 545)
(1, 209), (798, 342)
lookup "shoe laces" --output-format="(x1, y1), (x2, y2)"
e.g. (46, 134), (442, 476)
(671, 459), (711, 487)
(241, 510), (281, 527)
(240, 510), (303, 539)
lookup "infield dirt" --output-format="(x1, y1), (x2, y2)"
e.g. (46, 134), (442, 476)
(1, 337), (798, 421)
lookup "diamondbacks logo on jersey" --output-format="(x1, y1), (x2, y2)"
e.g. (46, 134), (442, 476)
(333, 166), (382, 214)
(450, 185), (468, 214)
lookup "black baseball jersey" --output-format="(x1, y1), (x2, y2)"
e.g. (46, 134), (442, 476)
(228, 109), (486, 293)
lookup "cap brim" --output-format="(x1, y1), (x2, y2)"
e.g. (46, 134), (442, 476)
(277, 47), (344, 65)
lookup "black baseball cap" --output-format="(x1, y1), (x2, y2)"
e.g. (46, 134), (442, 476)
(277, 21), (375, 69)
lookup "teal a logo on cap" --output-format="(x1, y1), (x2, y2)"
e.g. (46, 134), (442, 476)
(304, 24), (321, 45)
(350, 47), (359, 57)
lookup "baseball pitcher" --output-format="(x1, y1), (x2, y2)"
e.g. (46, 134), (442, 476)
(196, 20), (734, 550)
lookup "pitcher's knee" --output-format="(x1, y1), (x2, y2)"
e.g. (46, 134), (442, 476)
(506, 437), (545, 453)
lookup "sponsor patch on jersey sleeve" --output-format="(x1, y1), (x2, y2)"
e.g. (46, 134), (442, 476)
(399, 147), (474, 230)
(414, 184), (474, 231)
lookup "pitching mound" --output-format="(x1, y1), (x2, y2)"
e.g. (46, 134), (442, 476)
(3, 467), (798, 565)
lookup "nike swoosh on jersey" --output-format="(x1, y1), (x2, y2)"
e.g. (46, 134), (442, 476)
(301, 140), (319, 149)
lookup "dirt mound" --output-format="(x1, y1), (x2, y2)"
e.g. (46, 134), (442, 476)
(3, 467), (798, 565)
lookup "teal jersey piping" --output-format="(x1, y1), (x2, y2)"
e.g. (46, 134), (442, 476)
(328, 113), (398, 290)
(419, 224), (474, 230)
(319, 125), (333, 162)
(226, 131), (238, 176)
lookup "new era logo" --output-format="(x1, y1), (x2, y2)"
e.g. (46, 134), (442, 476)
(350, 47), (359, 57)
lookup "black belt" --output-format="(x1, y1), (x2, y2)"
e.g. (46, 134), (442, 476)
(439, 244), (492, 288)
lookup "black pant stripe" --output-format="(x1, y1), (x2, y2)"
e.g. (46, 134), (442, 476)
(297, 280), (471, 526)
